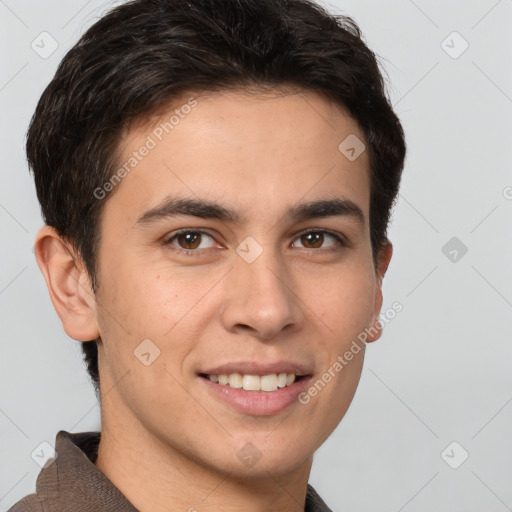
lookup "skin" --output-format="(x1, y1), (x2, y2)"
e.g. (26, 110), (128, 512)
(35, 88), (392, 512)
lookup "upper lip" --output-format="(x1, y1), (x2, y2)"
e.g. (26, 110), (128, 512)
(199, 361), (311, 377)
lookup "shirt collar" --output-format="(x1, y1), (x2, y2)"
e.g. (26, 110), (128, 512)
(33, 430), (330, 511)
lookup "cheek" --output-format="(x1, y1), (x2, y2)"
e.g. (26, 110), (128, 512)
(304, 262), (375, 433)
(94, 266), (203, 410)
(101, 259), (209, 336)
(95, 260), (224, 384)
(306, 261), (377, 342)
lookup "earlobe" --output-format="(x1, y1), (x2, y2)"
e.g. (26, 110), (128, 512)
(365, 240), (393, 343)
(34, 226), (100, 342)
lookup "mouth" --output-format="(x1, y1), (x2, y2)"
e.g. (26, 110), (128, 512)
(198, 372), (306, 392)
(197, 363), (312, 416)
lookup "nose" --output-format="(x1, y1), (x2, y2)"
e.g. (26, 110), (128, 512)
(220, 250), (304, 341)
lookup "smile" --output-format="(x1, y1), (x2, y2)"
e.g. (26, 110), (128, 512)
(200, 372), (300, 392)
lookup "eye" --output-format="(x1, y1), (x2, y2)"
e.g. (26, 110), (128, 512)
(162, 228), (346, 256)
(163, 230), (217, 252)
(291, 230), (345, 250)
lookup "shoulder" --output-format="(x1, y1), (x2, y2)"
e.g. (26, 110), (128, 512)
(7, 493), (45, 512)
(7, 430), (100, 512)
(306, 483), (333, 512)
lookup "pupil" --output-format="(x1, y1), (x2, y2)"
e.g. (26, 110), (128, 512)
(180, 232), (200, 249)
(303, 232), (323, 248)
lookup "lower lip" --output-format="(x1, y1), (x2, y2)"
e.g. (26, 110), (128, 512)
(198, 376), (312, 416)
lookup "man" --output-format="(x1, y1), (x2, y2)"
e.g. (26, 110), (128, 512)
(10, 0), (405, 510)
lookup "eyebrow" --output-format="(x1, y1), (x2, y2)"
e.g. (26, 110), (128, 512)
(135, 196), (365, 227)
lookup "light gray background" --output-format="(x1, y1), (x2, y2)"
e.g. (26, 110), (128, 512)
(1, 0), (511, 510)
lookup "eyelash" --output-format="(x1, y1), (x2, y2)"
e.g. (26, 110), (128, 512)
(161, 228), (347, 256)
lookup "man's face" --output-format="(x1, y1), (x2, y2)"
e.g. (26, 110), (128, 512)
(92, 88), (389, 477)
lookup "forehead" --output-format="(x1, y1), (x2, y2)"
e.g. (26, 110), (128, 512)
(104, 88), (371, 226)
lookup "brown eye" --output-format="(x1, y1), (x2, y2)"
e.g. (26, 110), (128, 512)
(164, 230), (217, 252)
(300, 232), (324, 248)
(292, 230), (344, 250)
(176, 232), (202, 249)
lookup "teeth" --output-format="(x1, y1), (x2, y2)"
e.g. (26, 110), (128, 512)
(243, 374), (260, 391)
(260, 374), (278, 392)
(286, 373), (295, 386)
(228, 373), (243, 388)
(208, 373), (298, 391)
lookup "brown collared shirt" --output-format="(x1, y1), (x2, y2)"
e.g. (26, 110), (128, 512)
(8, 430), (332, 511)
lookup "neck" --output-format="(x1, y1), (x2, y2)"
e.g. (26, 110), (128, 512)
(95, 401), (313, 512)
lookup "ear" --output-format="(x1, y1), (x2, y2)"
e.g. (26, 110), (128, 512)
(34, 226), (100, 341)
(365, 239), (393, 343)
